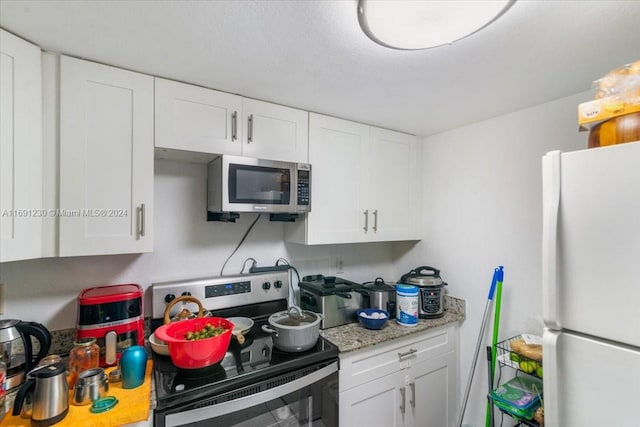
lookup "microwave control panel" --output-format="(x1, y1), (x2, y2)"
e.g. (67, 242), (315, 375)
(297, 165), (311, 211)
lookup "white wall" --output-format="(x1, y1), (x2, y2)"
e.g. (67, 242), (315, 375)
(393, 90), (592, 426)
(0, 159), (395, 330)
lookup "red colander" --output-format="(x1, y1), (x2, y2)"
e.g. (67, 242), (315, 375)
(154, 317), (233, 369)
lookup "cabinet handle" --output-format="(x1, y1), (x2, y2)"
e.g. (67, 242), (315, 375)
(363, 210), (369, 232)
(247, 114), (254, 143)
(139, 203), (146, 238)
(373, 209), (378, 232)
(231, 111), (238, 141)
(400, 386), (406, 414)
(409, 381), (415, 408)
(398, 348), (417, 360)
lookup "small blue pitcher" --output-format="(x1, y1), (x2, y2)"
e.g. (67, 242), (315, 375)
(120, 346), (147, 389)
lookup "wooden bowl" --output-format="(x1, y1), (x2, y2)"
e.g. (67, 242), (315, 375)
(588, 112), (640, 148)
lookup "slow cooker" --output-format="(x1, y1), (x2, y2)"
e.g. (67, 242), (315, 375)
(399, 266), (447, 318)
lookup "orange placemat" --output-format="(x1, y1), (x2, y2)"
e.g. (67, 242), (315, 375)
(1, 360), (153, 427)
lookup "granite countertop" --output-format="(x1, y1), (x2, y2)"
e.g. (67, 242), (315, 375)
(320, 296), (465, 354)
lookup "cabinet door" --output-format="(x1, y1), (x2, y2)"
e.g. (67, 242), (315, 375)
(241, 98), (308, 163)
(408, 351), (457, 427)
(369, 127), (420, 242)
(340, 372), (405, 427)
(59, 56), (153, 256)
(0, 30), (42, 262)
(296, 113), (369, 244)
(155, 77), (242, 156)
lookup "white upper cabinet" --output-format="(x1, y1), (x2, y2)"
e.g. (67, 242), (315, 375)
(286, 113), (421, 245)
(59, 56), (154, 256)
(368, 126), (420, 242)
(241, 98), (308, 163)
(154, 78), (308, 163)
(292, 114), (370, 244)
(0, 30), (42, 262)
(154, 77), (242, 159)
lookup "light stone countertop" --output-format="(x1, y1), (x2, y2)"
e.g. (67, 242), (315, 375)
(320, 295), (465, 354)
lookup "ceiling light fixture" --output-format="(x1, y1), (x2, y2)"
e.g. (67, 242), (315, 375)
(357, 0), (515, 50)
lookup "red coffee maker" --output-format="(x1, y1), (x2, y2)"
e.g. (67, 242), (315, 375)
(76, 284), (145, 367)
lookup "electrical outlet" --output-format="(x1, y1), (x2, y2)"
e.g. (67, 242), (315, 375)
(335, 257), (344, 274)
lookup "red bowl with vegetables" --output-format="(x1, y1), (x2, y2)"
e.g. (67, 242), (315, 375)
(154, 317), (234, 369)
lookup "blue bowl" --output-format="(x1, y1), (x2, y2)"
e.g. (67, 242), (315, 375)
(356, 309), (390, 330)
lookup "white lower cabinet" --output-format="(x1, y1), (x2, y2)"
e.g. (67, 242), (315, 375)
(339, 325), (457, 427)
(341, 371), (405, 426)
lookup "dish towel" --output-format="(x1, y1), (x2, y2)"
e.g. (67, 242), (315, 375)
(1, 360), (153, 427)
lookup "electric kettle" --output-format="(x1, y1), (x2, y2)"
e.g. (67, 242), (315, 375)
(12, 362), (69, 426)
(0, 319), (52, 390)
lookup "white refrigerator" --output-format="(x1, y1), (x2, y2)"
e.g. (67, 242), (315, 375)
(542, 141), (640, 427)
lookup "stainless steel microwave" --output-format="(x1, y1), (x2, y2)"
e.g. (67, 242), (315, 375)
(207, 155), (311, 215)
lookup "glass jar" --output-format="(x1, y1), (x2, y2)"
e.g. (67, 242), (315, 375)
(68, 338), (100, 388)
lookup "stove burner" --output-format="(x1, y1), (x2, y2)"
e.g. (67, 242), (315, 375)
(172, 363), (227, 393)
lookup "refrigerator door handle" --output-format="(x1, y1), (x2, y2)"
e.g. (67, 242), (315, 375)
(542, 151), (561, 329)
(542, 329), (560, 427)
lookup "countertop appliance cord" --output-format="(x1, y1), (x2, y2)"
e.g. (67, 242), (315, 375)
(220, 213), (262, 276)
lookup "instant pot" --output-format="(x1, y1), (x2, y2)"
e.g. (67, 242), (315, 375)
(399, 266), (447, 318)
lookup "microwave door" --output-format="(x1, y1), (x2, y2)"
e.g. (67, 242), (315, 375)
(226, 163), (293, 212)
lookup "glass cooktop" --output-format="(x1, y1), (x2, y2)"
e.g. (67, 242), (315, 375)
(151, 319), (338, 410)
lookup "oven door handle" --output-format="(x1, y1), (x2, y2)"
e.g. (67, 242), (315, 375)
(165, 361), (339, 427)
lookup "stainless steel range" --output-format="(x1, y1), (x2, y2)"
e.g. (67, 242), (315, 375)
(150, 271), (339, 427)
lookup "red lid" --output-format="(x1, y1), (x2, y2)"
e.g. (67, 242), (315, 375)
(78, 284), (143, 305)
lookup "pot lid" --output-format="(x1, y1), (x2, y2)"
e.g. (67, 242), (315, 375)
(31, 362), (66, 378)
(362, 277), (395, 292)
(405, 276), (444, 287)
(400, 266), (446, 287)
(0, 319), (20, 329)
(299, 275), (360, 296)
(270, 307), (319, 327)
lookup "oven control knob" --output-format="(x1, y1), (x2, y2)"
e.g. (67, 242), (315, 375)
(262, 282), (271, 290)
(274, 280), (283, 289)
(164, 294), (176, 303)
(262, 346), (271, 357)
(181, 291), (192, 297)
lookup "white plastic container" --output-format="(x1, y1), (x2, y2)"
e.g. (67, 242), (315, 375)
(396, 284), (419, 326)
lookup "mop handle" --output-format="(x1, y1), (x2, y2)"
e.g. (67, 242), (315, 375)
(487, 267), (500, 300)
(456, 267), (501, 427)
(486, 266), (504, 427)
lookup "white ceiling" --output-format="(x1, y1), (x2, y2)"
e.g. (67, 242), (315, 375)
(1, 0), (639, 137)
